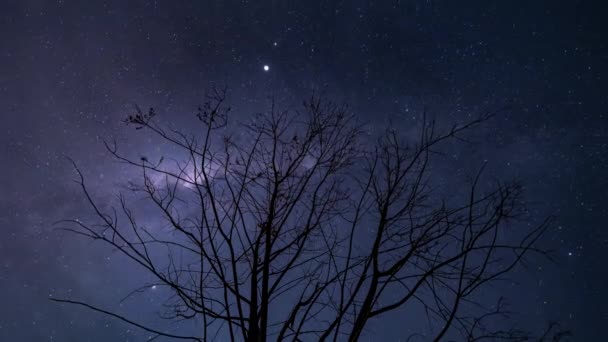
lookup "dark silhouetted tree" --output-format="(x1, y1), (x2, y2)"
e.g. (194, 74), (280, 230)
(54, 88), (570, 341)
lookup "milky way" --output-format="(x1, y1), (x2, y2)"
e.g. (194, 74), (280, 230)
(1, 1), (606, 340)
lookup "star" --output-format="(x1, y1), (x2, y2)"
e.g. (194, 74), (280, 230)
(263, 64), (270, 71)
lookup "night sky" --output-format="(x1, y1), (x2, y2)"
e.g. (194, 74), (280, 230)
(1, 1), (607, 341)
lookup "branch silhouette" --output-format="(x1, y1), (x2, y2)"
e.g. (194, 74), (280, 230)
(54, 88), (569, 341)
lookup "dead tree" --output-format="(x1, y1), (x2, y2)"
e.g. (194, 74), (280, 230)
(54, 88), (567, 341)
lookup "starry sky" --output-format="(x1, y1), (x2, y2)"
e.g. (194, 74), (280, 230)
(1, 0), (607, 341)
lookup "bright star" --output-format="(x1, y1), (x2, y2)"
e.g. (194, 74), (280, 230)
(263, 65), (270, 71)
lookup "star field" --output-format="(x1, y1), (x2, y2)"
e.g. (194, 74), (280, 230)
(1, 1), (607, 341)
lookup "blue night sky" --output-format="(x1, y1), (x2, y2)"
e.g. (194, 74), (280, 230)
(0, 1), (606, 341)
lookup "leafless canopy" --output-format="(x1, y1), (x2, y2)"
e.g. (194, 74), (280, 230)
(54, 88), (567, 341)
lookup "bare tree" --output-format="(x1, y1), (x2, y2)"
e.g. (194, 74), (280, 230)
(53, 89), (569, 341)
